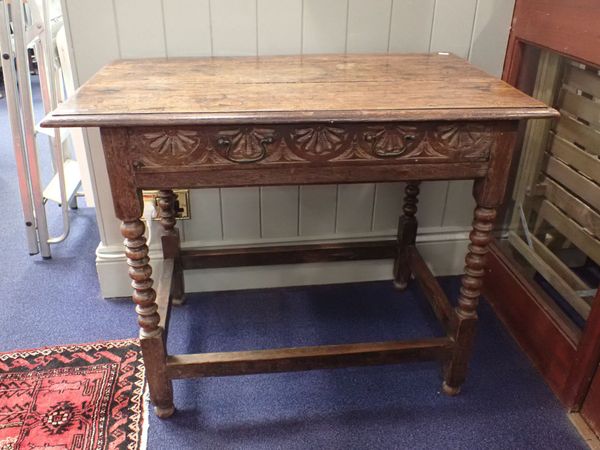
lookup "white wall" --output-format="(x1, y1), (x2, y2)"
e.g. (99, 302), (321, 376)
(60, 0), (515, 297)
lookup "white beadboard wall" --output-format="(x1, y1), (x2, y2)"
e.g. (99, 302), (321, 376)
(60, 0), (516, 297)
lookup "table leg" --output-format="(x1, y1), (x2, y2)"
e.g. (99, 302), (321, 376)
(157, 189), (185, 305)
(121, 219), (175, 418)
(442, 205), (496, 395)
(442, 125), (517, 394)
(394, 181), (421, 290)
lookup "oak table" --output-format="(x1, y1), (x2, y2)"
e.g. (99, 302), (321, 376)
(42, 54), (557, 418)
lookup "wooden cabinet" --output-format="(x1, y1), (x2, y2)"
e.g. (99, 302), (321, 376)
(583, 356), (600, 436)
(485, 0), (600, 437)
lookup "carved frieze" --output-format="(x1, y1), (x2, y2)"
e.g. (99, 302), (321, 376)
(130, 122), (494, 169)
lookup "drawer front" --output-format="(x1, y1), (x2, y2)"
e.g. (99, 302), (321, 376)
(128, 122), (495, 170)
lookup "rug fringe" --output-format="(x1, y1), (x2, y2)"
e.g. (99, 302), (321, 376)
(0, 337), (140, 358)
(139, 384), (151, 450)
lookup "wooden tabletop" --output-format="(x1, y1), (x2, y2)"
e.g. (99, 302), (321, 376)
(42, 53), (557, 127)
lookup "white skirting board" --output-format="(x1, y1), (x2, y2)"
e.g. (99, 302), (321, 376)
(96, 230), (470, 299)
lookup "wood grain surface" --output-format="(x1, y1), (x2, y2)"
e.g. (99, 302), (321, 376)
(62, 51), (555, 417)
(42, 53), (556, 127)
(165, 338), (454, 379)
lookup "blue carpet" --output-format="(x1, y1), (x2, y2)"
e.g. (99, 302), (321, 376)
(0, 80), (587, 449)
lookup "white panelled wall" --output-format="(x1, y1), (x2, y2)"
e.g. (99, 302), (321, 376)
(60, 0), (516, 297)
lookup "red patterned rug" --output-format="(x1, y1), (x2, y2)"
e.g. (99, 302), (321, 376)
(0, 339), (147, 450)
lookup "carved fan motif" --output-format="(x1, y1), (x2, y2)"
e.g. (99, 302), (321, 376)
(289, 126), (350, 160)
(215, 128), (276, 163)
(362, 126), (423, 158)
(144, 130), (202, 158)
(132, 122), (494, 168)
(432, 124), (493, 159)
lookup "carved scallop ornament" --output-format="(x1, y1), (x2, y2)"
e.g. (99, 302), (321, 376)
(286, 126), (351, 161)
(138, 129), (207, 166)
(431, 124), (494, 159)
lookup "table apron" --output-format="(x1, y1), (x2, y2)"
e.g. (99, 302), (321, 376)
(123, 120), (510, 189)
(134, 162), (488, 189)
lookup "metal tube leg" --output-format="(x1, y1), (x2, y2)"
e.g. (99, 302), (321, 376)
(12, 0), (51, 258)
(0, 1), (39, 255)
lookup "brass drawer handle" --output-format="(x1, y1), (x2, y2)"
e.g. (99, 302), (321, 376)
(216, 135), (275, 163)
(364, 132), (416, 158)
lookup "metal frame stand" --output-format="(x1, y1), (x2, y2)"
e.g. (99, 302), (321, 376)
(0, 0), (78, 258)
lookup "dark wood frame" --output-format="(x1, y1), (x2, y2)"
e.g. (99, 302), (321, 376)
(101, 119), (520, 418)
(502, 0), (600, 86)
(486, 0), (600, 410)
(42, 54), (555, 419)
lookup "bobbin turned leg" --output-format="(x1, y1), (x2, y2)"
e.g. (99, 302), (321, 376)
(393, 181), (421, 290)
(157, 190), (185, 305)
(121, 219), (175, 418)
(442, 205), (496, 396)
(441, 125), (518, 395)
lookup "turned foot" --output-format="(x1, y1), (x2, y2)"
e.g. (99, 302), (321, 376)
(154, 404), (175, 419)
(442, 382), (461, 396)
(171, 294), (186, 306)
(393, 279), (408, 291)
